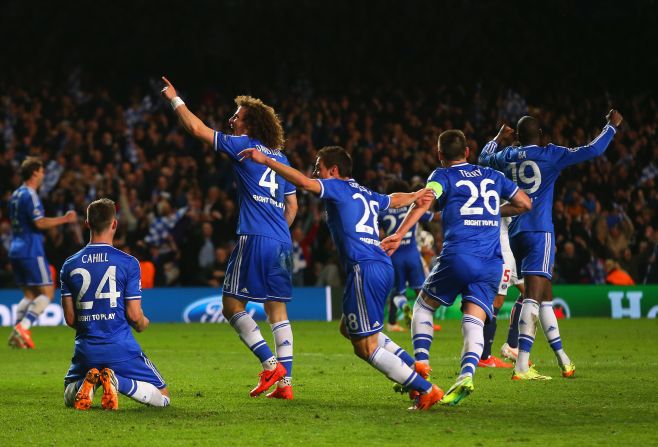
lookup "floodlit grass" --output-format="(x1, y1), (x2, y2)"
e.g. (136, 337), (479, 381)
(1, 319), (657, 446)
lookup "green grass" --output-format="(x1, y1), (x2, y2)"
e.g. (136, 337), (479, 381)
(1, 319), (657, 446)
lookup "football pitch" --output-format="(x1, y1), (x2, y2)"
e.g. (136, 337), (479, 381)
(1, 319), (657, 446)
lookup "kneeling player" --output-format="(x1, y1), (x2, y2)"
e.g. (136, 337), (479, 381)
(61, 199), (170, 410)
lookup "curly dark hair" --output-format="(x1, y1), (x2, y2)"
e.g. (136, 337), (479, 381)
(235, 95), (285, 149)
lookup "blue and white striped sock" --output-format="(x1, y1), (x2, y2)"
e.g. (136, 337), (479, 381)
(377, 332), (415, 367)
(459, 314), (485, 380)
(230, 311), (276, 369)
(116, 374), (170, 407)
(516, 298), (539, 373)
(271, 319), (293, 387)
(539, 301), (571, 366)
(411, 297), (435, 364)
(368, 347), (432, 394)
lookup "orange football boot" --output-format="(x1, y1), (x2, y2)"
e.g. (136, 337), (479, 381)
(13, 323), (35, 349)
(409, 384), (444, 411)
(478, 355), (514, 368)
(99, 368), (119, 410)
(74, 368), (100, 410)
(250, 363), (286, 397)
(266, 384), (294, 400)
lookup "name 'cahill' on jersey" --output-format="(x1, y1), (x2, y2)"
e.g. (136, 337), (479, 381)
(60, 243), (143, 363)
(427, 163), (519, 259)
(9, 185), (45, 258)
(317, 178), (392, 270)
(214, 131), (296, 244)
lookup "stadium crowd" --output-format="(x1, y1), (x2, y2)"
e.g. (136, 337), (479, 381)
(1, 76), (657, 288)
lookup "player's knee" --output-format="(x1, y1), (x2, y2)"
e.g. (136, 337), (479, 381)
(352, 344), (371, 360)
(338, 323), (350, 339)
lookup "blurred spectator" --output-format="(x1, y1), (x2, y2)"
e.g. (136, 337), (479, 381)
(1, 74), (657, 287)
(555, 241), (589, 284)
(605, 259), (635, 286)
(202, 246), (229, 288)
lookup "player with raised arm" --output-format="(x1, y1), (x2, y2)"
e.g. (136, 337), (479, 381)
(381, 130), (531, 405)
(379, 180), (437, 332)
(161, 77), (297, 399)
(8, 157), (77, 349)
(479, 109), (623, 380)
(240, 145), (444, 410)
(61, 198), (170, 410)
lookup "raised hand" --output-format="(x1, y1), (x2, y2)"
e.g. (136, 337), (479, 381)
(64, 210), (78, 224)
(606, 109), (623, 128)
(380, 233), (402, 256)
(494, 124), (515, 144)
(160, 76), (177, 101)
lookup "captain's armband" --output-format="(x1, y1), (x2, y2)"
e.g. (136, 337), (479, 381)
(426, 181), (443, 199)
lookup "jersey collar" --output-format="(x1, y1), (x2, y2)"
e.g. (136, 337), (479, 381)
(449, 162), (469, 168)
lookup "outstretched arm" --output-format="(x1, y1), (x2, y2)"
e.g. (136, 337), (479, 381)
(239, 148), (322, 194)
(34, 211), (77, 230)
(161, 76), (215, 146)
(380, 197), (435, 256)
(389, 189), (435, 209)
(555, 109), (623, 168)
(479, 124), (514, 169)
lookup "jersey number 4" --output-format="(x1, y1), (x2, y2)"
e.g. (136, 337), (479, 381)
(259, 168), (279, 197)
(70, 266), (121, 309)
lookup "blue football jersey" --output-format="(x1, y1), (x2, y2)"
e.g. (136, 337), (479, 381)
(60, 243), (143, 363)
(8, 185), (46, 258)
(379, 206), (433, 256)
(214, 131), (296, 244)
(317, 178), (392, 270)
(479, 124), (616, 236)
(427, 163), (519, 259)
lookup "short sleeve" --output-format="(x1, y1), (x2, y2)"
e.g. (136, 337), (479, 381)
(498, 172), (520, 201)
(25, 190), (44, 221)
(426, 170), (447, 199)
(125, 258), (142, 300)
(60, 265), (72, 298)
(317, 179), (341, 201)
(214, 131), (252, 161)
(372, 191), (391, 212)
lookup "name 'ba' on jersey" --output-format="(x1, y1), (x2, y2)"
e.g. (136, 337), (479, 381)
(214, 131), (296, 244)
(478, 124), (617, 237)
(428, 163), (519, 259)
(60, 244), (142, 363)
(317, 178), (392, 271)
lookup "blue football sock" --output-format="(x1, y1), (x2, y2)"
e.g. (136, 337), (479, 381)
(481, 306), (500, 360)
(507, 295), (524, 348)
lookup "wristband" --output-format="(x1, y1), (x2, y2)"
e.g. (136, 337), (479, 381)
(171, 96), (185, 110)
